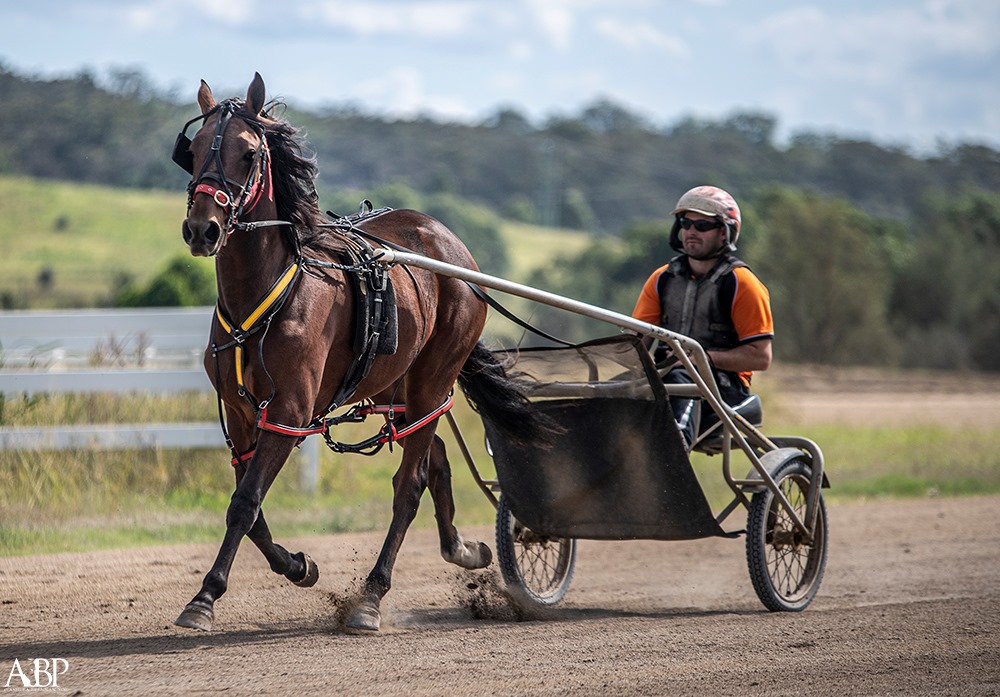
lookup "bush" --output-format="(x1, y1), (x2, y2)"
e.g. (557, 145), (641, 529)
(115, 255), (216, 307)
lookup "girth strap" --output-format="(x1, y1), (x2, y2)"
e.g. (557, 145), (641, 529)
(253, 395), (455, 458)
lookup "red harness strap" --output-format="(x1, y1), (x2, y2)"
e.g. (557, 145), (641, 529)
(377, 395), (453, 444)
(236, 396), (453, 466)
(231, 448), (255, 467)
(194, 182), (232, 208)
(255, 404), (329, 438)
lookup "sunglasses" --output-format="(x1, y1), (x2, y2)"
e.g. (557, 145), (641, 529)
(677, 216), (724, 232)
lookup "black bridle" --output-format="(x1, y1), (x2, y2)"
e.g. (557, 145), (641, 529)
(173, 99), (276, 240)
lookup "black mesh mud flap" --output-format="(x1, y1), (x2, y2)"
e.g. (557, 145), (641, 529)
(484, 397), (727, 541)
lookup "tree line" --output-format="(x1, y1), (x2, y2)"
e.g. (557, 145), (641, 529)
(531, 186), (1000, 372)
(1, 64), (998, 371)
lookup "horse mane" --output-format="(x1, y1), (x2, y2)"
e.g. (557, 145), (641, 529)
(238, 102), (337, 254)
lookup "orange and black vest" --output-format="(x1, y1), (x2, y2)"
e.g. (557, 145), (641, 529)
(656, 254), (748, 352)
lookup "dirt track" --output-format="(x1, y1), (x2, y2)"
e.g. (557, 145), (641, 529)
(2, 494), (999, 696)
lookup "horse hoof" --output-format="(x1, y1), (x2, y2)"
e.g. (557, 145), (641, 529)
(446, 539), (493, 570)
(290, 553), (319, 588)
(477, 541), (493, 568)
(345, 603), (381, 632)
(174, 602), (214, 631)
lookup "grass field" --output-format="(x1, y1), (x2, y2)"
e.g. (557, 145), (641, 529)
(0, 176), (204, 308)
(0, 175), (590, 309)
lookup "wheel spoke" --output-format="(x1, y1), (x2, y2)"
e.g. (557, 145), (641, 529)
(496, 496), (576, 605)
(747, 459), (828, 611)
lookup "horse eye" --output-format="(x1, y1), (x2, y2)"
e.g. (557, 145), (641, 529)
(243, 149), (257, 163)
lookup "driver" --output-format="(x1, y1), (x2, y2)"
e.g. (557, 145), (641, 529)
(631, 186), (773, 449)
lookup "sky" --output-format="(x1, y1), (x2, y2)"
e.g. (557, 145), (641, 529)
(2, 0), (999, 152)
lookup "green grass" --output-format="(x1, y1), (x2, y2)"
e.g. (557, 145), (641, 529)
(690, 420), (1000, 515)
(4, 386), (999, 556)
(0, 175), (208, 308)
(497, 221), (593, 281)
(0, 396), (501, 556)
(0, 175), (591, 309)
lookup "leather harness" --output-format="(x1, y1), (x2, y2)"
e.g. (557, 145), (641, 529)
(174, 100), (450, 464)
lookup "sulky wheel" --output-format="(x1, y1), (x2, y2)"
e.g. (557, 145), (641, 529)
(745, 457), (828, 612)
(495, 494), (577, 606)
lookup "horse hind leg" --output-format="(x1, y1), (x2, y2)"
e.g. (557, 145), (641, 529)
(345, 428), (440, 632)
(426, 434), (492, 570)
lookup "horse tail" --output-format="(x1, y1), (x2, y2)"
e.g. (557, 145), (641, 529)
(457, 341), (560, 447)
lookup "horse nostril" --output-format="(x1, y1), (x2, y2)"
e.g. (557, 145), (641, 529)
(182, 219), (222, 254)
(204, 222), (221, 245)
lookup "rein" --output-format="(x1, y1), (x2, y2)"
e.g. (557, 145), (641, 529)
(175, 104), (449, 464)
(177, 100), (276, 239)
(203, 210), (440, 466)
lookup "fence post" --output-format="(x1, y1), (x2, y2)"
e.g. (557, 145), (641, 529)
(298, 436), (320, 495)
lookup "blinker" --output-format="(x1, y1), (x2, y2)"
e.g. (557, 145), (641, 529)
(171, 103), (227, 176)
(172, 132), (194, 174)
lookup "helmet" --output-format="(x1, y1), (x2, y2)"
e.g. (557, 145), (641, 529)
(668, 185), (742, 254)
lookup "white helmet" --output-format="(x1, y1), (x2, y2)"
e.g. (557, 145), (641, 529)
(669, 186), (742, 253)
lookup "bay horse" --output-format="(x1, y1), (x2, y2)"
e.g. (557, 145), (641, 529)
(172, 73), (540, 632)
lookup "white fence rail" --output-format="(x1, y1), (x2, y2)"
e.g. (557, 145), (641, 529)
(0, 307), (319, 492)
(1, 306), (212, 370)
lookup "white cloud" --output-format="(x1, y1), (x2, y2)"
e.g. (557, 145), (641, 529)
(738, 0), (1000, 147)
(297, 1), (484, 39)
(508, 41), (534, 62)
(354, 65), (474, 120)
(747, 1), (1000, 86)
(528, 4), (575, 51)
(120, 0), (254, 32)
(593, 17), (685, 56)
(1, 0), (998, 148)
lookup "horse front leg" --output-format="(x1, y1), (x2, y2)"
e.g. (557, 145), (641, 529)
(227, 456), (319, 587)
(346, 430), (434, 632)
(247, 509), (320, 587)
(174, 434), (298, 631)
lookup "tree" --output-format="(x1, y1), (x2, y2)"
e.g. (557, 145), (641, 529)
(580, 99), (650, 134)
(892, 190), (1000, 370)
(423, 193), (509, 276)
(750, 187), (898, 365)
(560, 188), (599, 232)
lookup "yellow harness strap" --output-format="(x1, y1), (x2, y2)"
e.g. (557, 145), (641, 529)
(215, 262), (300, 393)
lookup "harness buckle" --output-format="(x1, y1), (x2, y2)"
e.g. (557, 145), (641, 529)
(214, 189), (231, 207)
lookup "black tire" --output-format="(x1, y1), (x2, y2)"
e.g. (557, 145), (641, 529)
(746, 457), (828, 612)
(495, 494), (576, 606)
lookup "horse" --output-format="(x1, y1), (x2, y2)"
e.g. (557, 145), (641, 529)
(172, 73), (542, 632)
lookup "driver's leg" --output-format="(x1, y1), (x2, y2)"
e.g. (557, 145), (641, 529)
(663, 367), (697, 448)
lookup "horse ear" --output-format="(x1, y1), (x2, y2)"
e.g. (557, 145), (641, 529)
(247, 73), (266, 116)
(197, 80), (216, 114)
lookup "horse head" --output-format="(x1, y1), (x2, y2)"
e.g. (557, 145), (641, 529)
(178, 73), (272, 257)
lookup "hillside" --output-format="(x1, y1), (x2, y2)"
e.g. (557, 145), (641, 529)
(0, 176), (198, 308)
(2, 66), (999, 234)
(0, 175), (591, 310)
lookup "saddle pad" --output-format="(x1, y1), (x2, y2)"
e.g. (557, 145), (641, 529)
(347, 260), (398, 356)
